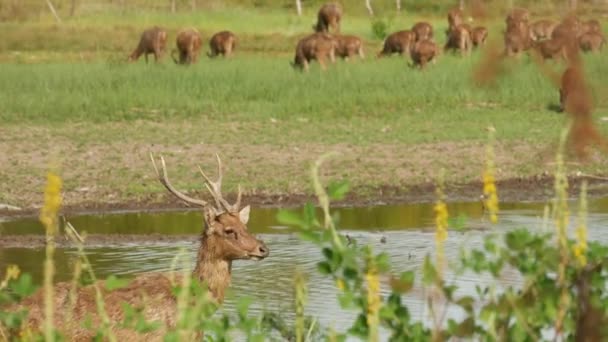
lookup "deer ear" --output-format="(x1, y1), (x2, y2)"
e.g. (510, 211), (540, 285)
(204, 207), (218, 233)
(239, 205), (250, 225)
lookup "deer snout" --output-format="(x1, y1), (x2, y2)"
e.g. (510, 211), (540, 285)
(252, 241), (270, 260)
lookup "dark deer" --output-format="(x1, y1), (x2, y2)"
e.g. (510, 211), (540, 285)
(171, 28), (202, 65)
(532, 38), (568, 61)
(313, 3), (342, 34)
(505, 7), (530, 26)
(412, 21), (434, 42)
(504, 19), (532, 57)
(291, 33), (337, 71)
(128, 26), (168, 63)
(410, 39), (438, 69)
(3, 154), (269, 340)
(333, 34), (365, 60)
(208, 31), (237, 58)
(377, 30), (415, 58)
(580, 19), (601, 35)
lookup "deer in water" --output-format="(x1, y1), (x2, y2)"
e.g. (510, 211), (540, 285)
(128, 26), (168, 63)
(2, 154), (269, 340)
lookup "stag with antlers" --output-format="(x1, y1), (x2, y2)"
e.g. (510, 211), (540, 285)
(3, 154), (269, 340)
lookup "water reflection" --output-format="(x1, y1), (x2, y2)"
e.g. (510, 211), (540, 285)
(2, 199), (608, 336)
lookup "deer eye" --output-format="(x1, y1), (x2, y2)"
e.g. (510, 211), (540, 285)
(225, 228), (238, 239)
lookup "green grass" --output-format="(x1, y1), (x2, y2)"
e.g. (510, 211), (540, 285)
(2, 52), (607, 144)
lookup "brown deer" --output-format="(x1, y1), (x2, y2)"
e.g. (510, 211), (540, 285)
(504, 19), (531, 57)
(207, 31), (237, 58)
(471, 26), (488, 47)
(291, 33), (337, 71)
(444, 24), (472, 56)
(530, 19), (556, 41)
(333, 34), (365, 60)
(412, 22), (434, 42)
(447, 7), (464, 30)
(506, 7), (530, 26)
(579, 32), (605, 53)
(314, 3), (342, 34)
(580, 19), (601, 35)
(171, 28), (202, 65)
(410, 39), (438, 69)
(128, 26), (168, 63)
(377, 30), (415, 57)
(3, 154), (269, 340)
(532, 38), (567, 61)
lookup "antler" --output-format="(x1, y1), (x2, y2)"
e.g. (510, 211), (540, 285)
(198, 154), (242, 213)
(150, 153), (209, 207)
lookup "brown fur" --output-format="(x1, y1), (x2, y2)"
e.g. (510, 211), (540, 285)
(292, 33), (337, 71)
(333, 34), (365, 60)
(553, 15), (582, 41)
(377, 30), (415, 57)
(3, 158), (269, 340)
(579, 32), (605, 53)
(506, 7), (530, 26)
(504, 19), (531, 57)
(411, 21), (434, 42)
(532, 38), (567, 61)
(128, 26), (168, 63)
(447, 8), (464, 30)
(207, 31), (237, 58)
(171, 28), (203, 65)
(444, 24), (472, 56)
(314, 3), (342, 34)
(410, 39), (438, 69)
(530, 19), (556, 41)
(471, 26), (488, 47)
(581, 19), (602, 35)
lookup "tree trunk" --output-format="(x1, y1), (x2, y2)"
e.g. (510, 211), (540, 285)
(295, 0), (302, 16)
(365, 0), (374, 16)
(45, 0), (62, 23)
(570, 0), (577, 10)
(170, 0), (176, 13)
(396, 0), (401, 12)
(459, 0), (465, 10)
(191, 0), (196, 11)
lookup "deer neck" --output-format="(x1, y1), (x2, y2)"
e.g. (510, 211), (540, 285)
(192, 237), (232, 303)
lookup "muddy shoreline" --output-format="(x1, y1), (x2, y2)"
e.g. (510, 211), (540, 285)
(2, 174), (608, 220)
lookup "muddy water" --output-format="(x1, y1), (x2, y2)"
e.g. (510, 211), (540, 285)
(2, 198), (608, 335)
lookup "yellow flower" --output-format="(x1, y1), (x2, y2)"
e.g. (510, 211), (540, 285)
(483, 127), (499, 224)
(335, 277), (345, 291)
(434, 183), (448, 274)
(573, 181), (588, 267)
(0, 264), (21, 289)
(39, 172), (63, 234)
(365, 266), (380, 342)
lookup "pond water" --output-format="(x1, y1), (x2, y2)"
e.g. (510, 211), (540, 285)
(2, 197), (608, 337)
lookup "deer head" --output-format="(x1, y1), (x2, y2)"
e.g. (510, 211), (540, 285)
(150, 153), (269, 262)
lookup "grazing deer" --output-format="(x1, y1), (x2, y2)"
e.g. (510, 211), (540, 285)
(532, 38), (568, 61)
(504, 19), (532, 57)
(377, 30), (415, 57)
(291, 33), (337, 71)
(3, 154), (269, 340)
(412, 22), (434, 42)
(410, 39), (438, 69)
(313, 2), (342, 34)
(333, 34), (365, 60)
(471, 26), (488, 47)
(171, 28), (203, 65)
(445, 24), (472, 56)
(128, 26), (168, 63)
(579, 32), (606, 53)
(207, 31), (237, 58)
(530, 19), (556, 41)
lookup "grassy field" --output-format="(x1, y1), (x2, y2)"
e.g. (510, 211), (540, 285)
(1, 7), (608, 211)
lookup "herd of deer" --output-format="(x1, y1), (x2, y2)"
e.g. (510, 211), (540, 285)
(128, 3), (604, 71)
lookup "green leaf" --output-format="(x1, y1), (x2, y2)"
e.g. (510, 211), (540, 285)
(422, 255), (438, 285)
(328, 180), (350, 201)
(317, 261), (332, 275)
(10, 273), (37, 298)
(105, 275), (130, 291)
(376, 252), (391, 273)
(276, 210), (304, 227)
(390, 271), (414, 294)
